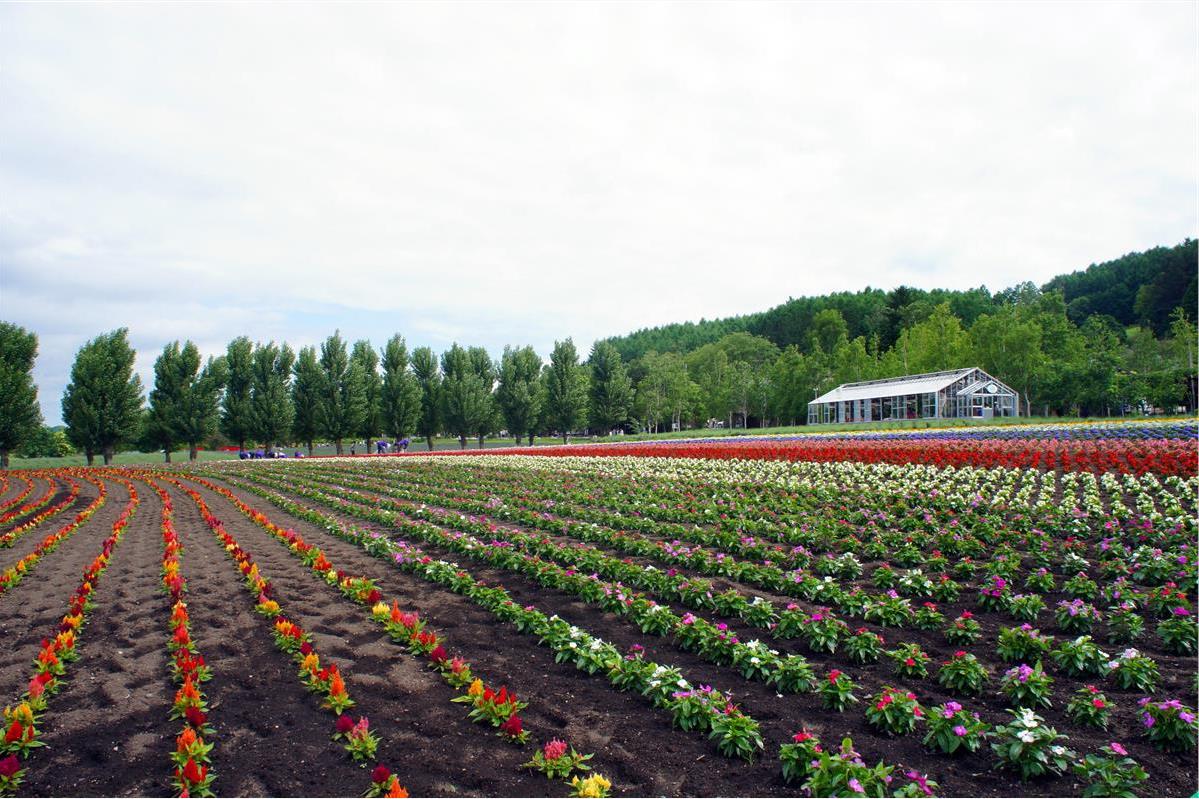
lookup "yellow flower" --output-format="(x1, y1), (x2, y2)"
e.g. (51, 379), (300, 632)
(466, 679), (484, 697)
(371, 602), (389, 619)
(570, 774), (612, 798)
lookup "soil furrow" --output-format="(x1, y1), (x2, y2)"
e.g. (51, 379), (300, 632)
(192, 475), (788, 797)
(21, 480), (175, 797)
(0, 480), (127, 703)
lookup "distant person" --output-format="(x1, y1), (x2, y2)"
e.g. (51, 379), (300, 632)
(376, 440), (387, 454)
(400, 437), (410, 452)
(351, 446), (356, 456)
(295, 451), (302, 458)
(238, 450), (248, 460)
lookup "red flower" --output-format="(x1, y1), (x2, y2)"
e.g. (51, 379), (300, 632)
(792, 731), (813, 743)
(428, 645), (448, 664)
(366, 589), (382, 604)
(3, 721), (22, 745)
(371, 765), (391, 784)
(0, 755), (19, 778)
(181, 758), (206, 784)
(828, 670), (842, 683)
(300, 642), (314, 656)
(184, 707), (207, 729)
(499, 714), (523, 737)
(336, 714), (355, 734)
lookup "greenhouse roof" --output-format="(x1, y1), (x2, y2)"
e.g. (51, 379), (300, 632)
(809, 368), (976, 405)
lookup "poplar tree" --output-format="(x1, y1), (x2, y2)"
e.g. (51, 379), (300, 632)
(0, 322), (42, 469)
(441, 343), (492, 449)
(62, 328), (143, 465)
(220, 336), (254, 451)
(144, 342), (190, 461)
(351, 340), (383, 452)
(249, 341), (295, 454)
(496, 345), (543, 445)
(380, 335), (421, 442)
(545, 338), (587, 443)
(317, 331), (364, 455)
(410, 346), (441, 451)
(291, 346), (322, 456)
(588, 341), (633, 434)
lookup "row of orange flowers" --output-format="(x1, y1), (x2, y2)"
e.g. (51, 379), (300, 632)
(0, 476), (107, 597)
(142, 478), (217, 798)
(0, 476), (81, 548)
(0, 477), (140, 797)
(160, 477), (409, 798)
(0, 474), (59, 529)
(0, 476), (34, 518)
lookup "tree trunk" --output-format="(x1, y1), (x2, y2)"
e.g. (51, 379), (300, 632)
(239, 438), (246, 453)
(307, 441), (314, 457)
(85, 449), (95, 466)
(189, 444), (198, 461)
(477, 435), (485, 449)
(514, 434), (522, 446)
(458, 436), (466, 450)
(527, 433), (535, 447)
(335, 439), (343, 455)
(164, 449), (171, 463)
(425, 435), (434, 451)
(102, 446), (114, 465)
(366, 437), (373, 454)
(0, 449), (8, 469)
(562, 433), (569, 444)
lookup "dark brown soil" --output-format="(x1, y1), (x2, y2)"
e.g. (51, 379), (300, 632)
(3, 469), (1195, 798)
(227, 469), (1199, 799)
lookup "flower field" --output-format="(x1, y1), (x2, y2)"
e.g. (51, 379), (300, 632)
(0, 421), (1195, 797)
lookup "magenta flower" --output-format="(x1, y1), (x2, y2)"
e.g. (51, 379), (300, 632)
(1109, 742), (1127, 756)
(953, 725), (968, 737)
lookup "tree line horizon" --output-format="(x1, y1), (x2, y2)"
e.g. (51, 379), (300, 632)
(0, 239), (1195, 467)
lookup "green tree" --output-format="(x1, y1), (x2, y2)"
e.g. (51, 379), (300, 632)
(62, 328), (143, 465)
(220, 336), (254, 452)
(467, 346), (500, 448)
(176, 351), (225, 461)
(0, 322), (42, 468)
(410, 346), (441, 451)
(291, 346), (322, 456)
(497, 345), (543, 445)
(686, 344), (732, 426)
(250, 342), (295, 454)
(588, 341), (633, 434)
(144, 341), (224, 462)
(440, 344), (493, 449)
(18, 426), (72, 458)
(898, 303), (973, 374)
(143, 342), (187, 461)
(351, 340), (383, 452)
(544, 338), (587, 442)
(380, 335), (421, 443)
(317, 331), (365, 455)
(971, 309), (1044, 416)
(769, 346), (815, 425)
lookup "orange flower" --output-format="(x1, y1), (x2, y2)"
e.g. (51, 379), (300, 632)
(176, 727), (198, 750)
(385, 777), (409, 798)
(329, 672), (347, 698)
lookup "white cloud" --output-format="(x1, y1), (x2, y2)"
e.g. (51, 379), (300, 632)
(1, 1), (1195, 423)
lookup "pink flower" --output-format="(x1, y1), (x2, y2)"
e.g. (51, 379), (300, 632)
(543, 739), (568, 760)
(848, 778), (864, 794)
(952, 725), (968, 737)
(1109, 742), (1127, 756)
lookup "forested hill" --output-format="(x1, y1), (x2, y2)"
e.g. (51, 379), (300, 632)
(603, 240), (1197, 362)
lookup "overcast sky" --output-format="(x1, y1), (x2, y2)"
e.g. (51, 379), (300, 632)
(1, 2), (1196, 424)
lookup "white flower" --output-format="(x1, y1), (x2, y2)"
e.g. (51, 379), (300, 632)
(1051, 746), (1066, 756)
(1018, 731), (1036, 743)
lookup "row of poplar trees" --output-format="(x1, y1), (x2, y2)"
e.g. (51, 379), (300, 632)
(0, 323), (635, 466)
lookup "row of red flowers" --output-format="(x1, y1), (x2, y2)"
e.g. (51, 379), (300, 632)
(161, 477), (409, 798)
(0, 477), (140, 797)
(0, 474), (60, 529)
(0, 475), (107, 597)
(0, 476), (81, 548)
(0, 476), (34, 518)
(143, 478), (217, 798)
(432, 437), (1197, 477)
